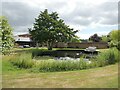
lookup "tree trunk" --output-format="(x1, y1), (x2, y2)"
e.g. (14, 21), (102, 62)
(47, 41), (53, 50)
(36, 42), (39, 49)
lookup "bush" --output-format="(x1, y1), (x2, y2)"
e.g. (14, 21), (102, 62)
(95, 48), (119, 66)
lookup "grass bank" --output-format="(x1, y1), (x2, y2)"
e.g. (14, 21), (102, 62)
(7, 47), (119, 72)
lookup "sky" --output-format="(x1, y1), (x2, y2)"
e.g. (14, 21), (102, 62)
(1, 0), (119, 39)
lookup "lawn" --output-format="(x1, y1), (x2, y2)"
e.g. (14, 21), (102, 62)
(2, 58), (118, 88)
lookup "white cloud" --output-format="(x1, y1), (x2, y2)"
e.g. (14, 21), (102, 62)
(77, 31), (109, 39)
(2, 0), (118, 38)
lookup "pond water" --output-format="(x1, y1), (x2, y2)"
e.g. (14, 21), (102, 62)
(34, 50), (98, 58)
(33, 49), (99, 63)
(54, 56), (92, 64)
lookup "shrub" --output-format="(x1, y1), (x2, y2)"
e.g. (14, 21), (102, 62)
(95, 48), (119, 66)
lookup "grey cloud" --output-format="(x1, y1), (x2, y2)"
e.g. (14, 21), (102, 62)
(72, 17), (92, 26)
(95, 2), (118, 25)
(118, 2), (120, 26)
(0, 2), (2, 15)
(2, 2), (39, 27)
(13, 25), (30, 36)
(99, 2), (118, 12)
(2, 1), (67, 26)
(62, 2), (118, 26)
(100, 17), (117, 25)
(1, 1), (118, 35)
(2, 1), (68, 35)
(45, 1), (67, 12)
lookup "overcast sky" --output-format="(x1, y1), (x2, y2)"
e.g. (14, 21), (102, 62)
(1, 0), (119, 39)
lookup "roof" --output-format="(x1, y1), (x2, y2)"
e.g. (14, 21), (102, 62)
(14, 36), (32, 42)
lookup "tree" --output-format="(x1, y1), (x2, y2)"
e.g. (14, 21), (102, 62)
(29, 9), (78, 50)
(101, 35), (109, 42)
(70, 36), (81, 42)
(109, 30), (120, 42)
(108, 30), (120, 50)
(0, 16), (14, 55)
(89, 33), (102, 42)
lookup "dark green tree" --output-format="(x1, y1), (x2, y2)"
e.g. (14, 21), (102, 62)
(29, 9), (78, 50)
(89, 33), (102, 42)
(0, 16), (14, 55)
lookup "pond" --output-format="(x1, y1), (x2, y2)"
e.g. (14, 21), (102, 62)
(33, 49), (99, 60)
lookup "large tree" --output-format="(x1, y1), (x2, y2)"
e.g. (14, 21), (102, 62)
(0, 16), (14, 55)
(29, 9), (78, 50)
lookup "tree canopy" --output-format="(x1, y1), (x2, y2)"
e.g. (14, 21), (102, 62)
(29, 9), (78, 50)
(109, 30), (120, 42)
(108, 30), (120, 50)
(89, 33), (102, 42)
(0, 16), (14, 55)
(101, 35), (109, 42)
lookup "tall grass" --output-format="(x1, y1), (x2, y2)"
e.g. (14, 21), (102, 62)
(5, 48), (119, 72)
(31, 59), (88, 72)
(10, 53), (34, 69)
(94, 47), (119, 67)
(7, 52), (89, 72)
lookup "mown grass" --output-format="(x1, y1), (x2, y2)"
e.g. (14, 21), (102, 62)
(2, 61), (118, 88)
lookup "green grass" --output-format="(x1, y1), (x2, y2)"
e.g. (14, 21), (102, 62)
(2, 56), (27, 74)
(2, 59), (118, 88)
(97, 49), (109, 52)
